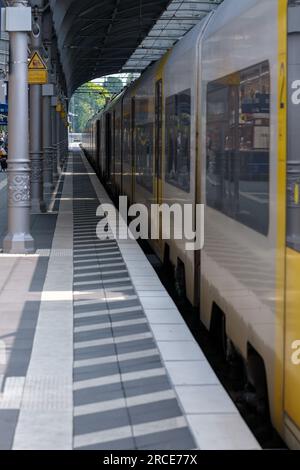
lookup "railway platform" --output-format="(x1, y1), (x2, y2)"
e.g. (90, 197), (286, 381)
(0, 148), (260, 450)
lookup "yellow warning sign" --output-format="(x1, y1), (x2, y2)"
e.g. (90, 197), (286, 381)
(28, 52), (48, 85)
(28, 52), (47, 70)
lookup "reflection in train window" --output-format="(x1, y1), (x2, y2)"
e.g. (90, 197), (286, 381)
(123, 103), (131, 165)
(115, 112), (122, 181)
(165, 89), (191, 192)
(136, 97), (153, 193)
(206, 61), (270, 235)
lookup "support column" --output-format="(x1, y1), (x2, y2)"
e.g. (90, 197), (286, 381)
(60, 113), (65, 168)
(56, 105), (61, 170)
(3, 1), (35, 253)
(51, 96), (58, 181)
(63, 114), (68, 165)
(30, 85), (46, 212)
(30, 0), (45, 213)
(42, 88), (53, 190)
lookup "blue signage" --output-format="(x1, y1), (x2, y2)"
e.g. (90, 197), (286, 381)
(0, 104), (8, 114)
(0, 103), (8, 126)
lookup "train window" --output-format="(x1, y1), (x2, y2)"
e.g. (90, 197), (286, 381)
(105, 113), (112, 179)
(206, 61), (270, 235)
(123, 103), (131, 165)
(115, 111), (122, 179)
(135, 97), (153, 193)
(165, 89), (191, 192)
(112, 110), (116, 182)
(131, 97), (136, 176)
(155, 80), (163, 179)
(97, 121), (101, 168)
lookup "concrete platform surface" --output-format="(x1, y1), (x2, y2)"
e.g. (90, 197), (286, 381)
(0, 150), (260, 450)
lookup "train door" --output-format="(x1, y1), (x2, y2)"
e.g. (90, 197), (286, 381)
(96, 120), (101, 174)
(284, 1), (300, 443)
(131, 97), (136, 204)
(154, 79), (163, 253)
(105, 113), (112, 181)
(155, 80), (163, 205)
(112, 110), (116, 187)
(120, 99), (124, 195)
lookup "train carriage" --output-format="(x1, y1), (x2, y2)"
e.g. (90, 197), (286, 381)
(83, 0), (300, 449)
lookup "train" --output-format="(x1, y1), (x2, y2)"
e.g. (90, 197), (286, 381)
(82, 0), (300, 449)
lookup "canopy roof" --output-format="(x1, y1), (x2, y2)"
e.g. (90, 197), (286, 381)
(49, 0), (223, 96)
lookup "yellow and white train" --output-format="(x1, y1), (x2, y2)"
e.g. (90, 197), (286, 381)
(82, 0), (300, 449)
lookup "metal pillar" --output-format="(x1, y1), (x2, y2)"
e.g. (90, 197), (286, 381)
(30, 0), (45, 213)
(60, 114), (65, 168)
(30, 84), (46, 212)
(51, 98), (58, 181)
(63, 116), (68, 166)
(56, 106), (61, 170)
(43, 91), (53, 189)
(3, 1), (35, 253)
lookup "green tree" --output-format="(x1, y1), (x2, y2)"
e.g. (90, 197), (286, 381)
(104, 76), (123, 95)
(70, 82), (110, 132)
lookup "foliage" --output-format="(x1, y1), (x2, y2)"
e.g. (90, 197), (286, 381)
(104, 76), (123, 95)
(70, 82), (110, 133)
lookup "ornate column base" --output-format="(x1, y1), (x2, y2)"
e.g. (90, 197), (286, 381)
(3, 231), (35, 254)
(3, 160), (35, 254)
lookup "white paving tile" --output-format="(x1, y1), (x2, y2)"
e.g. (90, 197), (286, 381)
(187, 414), (260, 450)
(73, 367), (165, 391)
(145, 309), (184, 324)
(175, 385), (237, 414)
(74, 310), (109, 319)
(133, 416), (187, 437)
(104, 286), (134, 293)
(136, 290), (169, 297)
(74, 348), (159, 367)
(139, 296), (177, 310)
(166, 361), (219, 386)
(74, 257), (100, 264)
(133, 279), (163, 288)
(157, 341), (206, 361)
(74, 425), (132, 448)
(150, 323), (192, 341)
(74, 317), (147, 333)
(74, 389), (176, 417)
(74, 265), (99, 271)
(101, 269), (128, 275)
(74, 279), (102, 286)
(13, 411), (73, 450)
(74, 332), (153, 349)
(74, 271), (101, 278)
